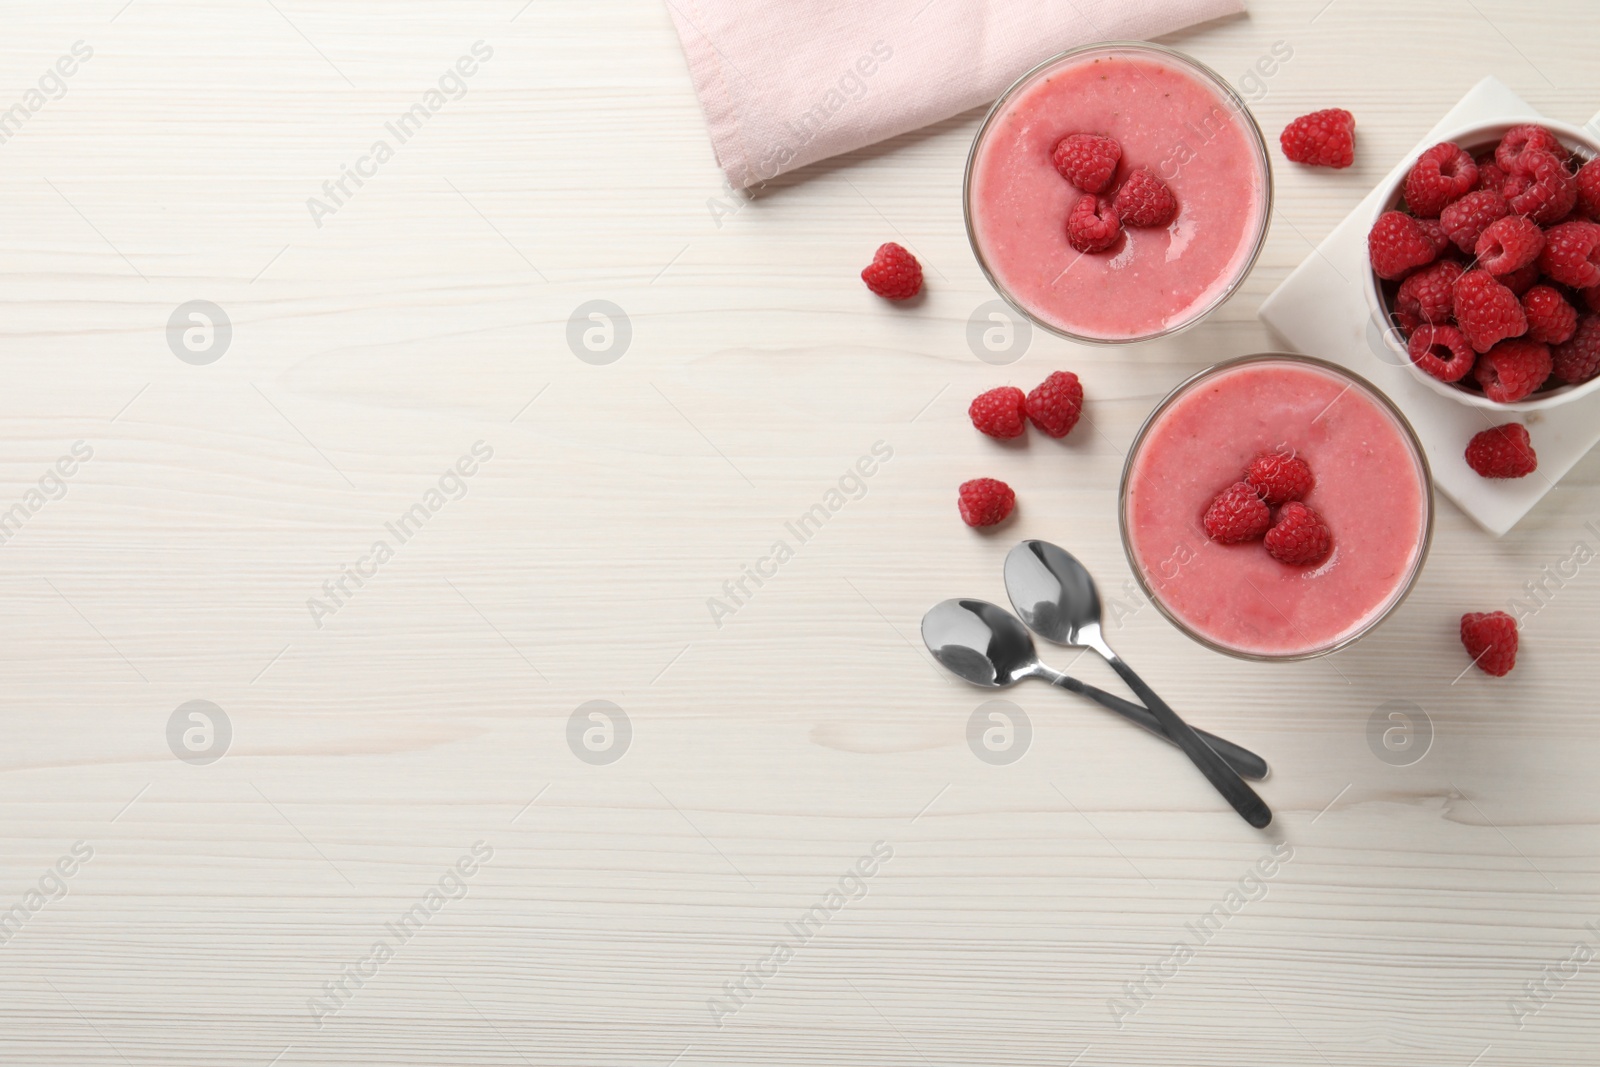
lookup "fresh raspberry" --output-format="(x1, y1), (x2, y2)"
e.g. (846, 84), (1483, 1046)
(1552, 314), (1600, 384)
(1473, 338), (1551, 403)
(1264, 502), (1332, 566)
(1439, 190), (1510, 254)
(1537, 220), (1600, 288)
(957, 478), (1015, 527)
(1502, 149), (1577, 225)
(860, 242), (923, 300)
(967, 386), (1027, 439)
(1051, 133), (1121, 194)
(1521, 285), (1578, 345)
(1459, 610), (1518, 676)
(1496, 124), (1565, 172)
(1024, 371), (1083, 438)
(1473, 214), (1545, 275)
(1586, 287), (1600, 314)
(1245, 451), (1314, 506)
(1407, 323), (1476, 383)
(1500, 261), (1541, 296)
(1395, 260), (1465, 326)
(1419, 218), (1456, 257)
(1403, 142), (1477, 218)
(1203, 481), (1271, 544)
(1368, 210), (1437, 280)
(1474, 153), (1508, 194)
(1453, 270), (1527, 352)
(1113, 168), (1178, 228)
(1066, 194), (1122, 253)
(1577, 158), (1600, 219)
(1465, 423), (1537, 480)
(1279, 109), (1355, 168)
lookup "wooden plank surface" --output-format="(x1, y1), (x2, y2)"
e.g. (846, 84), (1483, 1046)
(0, 1), (1596, 1064)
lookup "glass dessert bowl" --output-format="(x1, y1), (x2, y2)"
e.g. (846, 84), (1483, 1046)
(964, 41), (1273, 345)
(1119, 354), (1434, 660)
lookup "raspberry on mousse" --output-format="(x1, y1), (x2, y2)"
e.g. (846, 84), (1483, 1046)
(1203, 481), (1271, 544)
(1051, 133), (1121, 194)
(1244, 450), (1314, 506)
(1264, 502), (1333, 566)
(1065, 194), (1123, 253)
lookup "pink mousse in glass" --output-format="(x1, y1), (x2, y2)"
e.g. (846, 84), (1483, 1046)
(966, 43), (1271, 343)
(1121, 356), (1433, 659)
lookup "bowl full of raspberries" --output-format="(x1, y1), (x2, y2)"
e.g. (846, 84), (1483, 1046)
(1366, 120), (1600, 411)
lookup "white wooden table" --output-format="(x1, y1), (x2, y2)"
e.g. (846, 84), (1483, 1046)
(2, 2), (1597, 1064)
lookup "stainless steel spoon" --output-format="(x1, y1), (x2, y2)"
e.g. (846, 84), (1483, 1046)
(921, 598), (1268, 780)
(1003, 540), (1273, 828)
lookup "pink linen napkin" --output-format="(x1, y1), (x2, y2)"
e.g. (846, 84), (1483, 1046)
(664, 0), (1247, 189)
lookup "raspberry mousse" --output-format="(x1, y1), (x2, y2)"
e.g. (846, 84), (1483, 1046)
(1121, 356), (1431, 658)
(966, 43), (1271, 342)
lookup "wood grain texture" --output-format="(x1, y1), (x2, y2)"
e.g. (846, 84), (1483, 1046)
(0, 1), (1597, 1064)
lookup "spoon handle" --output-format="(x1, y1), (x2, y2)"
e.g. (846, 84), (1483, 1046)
(1098, 652), (1273, 828)
(1048, 674), (1268, 780)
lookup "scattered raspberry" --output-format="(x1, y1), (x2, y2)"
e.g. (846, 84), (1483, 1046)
(1051, 133), (1122, 194)
(1403, 142), (1477, 218)
(957, 478), (1016, 527)
(1368, 210), (1438, 280)
(1264, 502), (1332, 566)
(1552, 314), (1600, 384)
(1203, 481), (1271, 544)
(1245, 451), (1314, 506)
(1473, 338), (1551, 403)
(1279, 109), (1356, 168)
(1395, 260), (1465, 326)
(1474, 215), (1545, 275)
(1496, 124), (1565, 172)
(1577, 158), (1600, 219)
(1407, 323), (1476, 383)
(1460, 610), (1518, 676)
(968, 386), (1027, 439)
(1500, 261), (1541, 296)
(1453, 269), (1528, 352)
(1537, 219), (1600, 289)
(1024, 371), (1084, 438)
(1440, 190), (1510, 253)
(1503, 149), (1577, 225)
(860, 242), (923, 300)
(1113, 168), (1178, 228)
(1066, 194), (1122, 253)
(1521, 285), (1578, 345)
(1465, 423), (1537, 479)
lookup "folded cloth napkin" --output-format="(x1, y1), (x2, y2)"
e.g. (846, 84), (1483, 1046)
(664, 0), (1247, 189)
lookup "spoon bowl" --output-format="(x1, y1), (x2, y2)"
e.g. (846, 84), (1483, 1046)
(1003, 540), (1273, 827)
(921, 598), (1268, 780)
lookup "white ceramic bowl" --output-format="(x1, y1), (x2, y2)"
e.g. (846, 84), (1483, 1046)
(1365, 118), (1600, 413)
